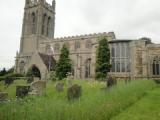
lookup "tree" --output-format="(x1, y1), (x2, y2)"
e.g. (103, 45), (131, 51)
(0, 68), (7, 76)
(95, 37), (111, 80)
(55, 44), (72, 80)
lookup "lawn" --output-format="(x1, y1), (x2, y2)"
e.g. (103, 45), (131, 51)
(112, 85), (160, 120)
(0, 79), (158, 120)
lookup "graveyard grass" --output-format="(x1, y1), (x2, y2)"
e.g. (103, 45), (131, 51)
(0, 79), (159, 120)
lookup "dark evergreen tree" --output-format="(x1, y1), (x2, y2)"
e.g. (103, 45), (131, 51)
(55, 44), (72, 80)
(95, 37), (111, 80)
(0, 68), (7, 76)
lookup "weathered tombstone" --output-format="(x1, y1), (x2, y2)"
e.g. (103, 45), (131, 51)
(5, 77), (14, 86)
(106, 76), (117, 88)
(16, 85), (30, 98)
(34, 77), (40, 81)
(0, 92), (8, 101)
(67, 84), (82, 101)
(29, 80), (46, 96)
(55, 82), (64, 92)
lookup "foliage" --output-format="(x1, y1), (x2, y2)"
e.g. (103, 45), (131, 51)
(0, 80), (157, 120)
(0, 67), (14, 76)
(55, 44), (72, 80)
(49, 71), (57, 81)
(95, 37), (111, 80)
(0, 68), (7, 76)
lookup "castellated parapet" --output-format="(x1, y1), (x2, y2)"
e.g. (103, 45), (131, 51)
(52, 32), (116, 42)
(25, 0), (55, 12)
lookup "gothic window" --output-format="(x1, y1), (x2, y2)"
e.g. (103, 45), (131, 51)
(54, 43), (60, 53)
(86, 40), (92, 49)
(19, 61), (25, 74)
(110, 42), (131, 73)
(85, 59), (91, 78)
(152, 56), (160, 75)
(31, 12), (36, 34)
(47, 17), (51, 36)
(75, 41), (81, 50)
(42, 14), (47, 35)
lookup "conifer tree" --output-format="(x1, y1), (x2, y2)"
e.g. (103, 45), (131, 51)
(95, 37), (111, 80)
(55, 44), (72, 80)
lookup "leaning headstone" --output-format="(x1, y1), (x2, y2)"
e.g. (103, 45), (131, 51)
(67, 84), (82, 101)
(106, 76), (117, 88)
(0, 92), (8, 101)
(30, 80), (46, 96)
(16, 85), (30, 98)
(55, 82), (64, 92)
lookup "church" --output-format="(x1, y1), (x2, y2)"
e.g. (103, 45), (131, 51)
(15, 0), (160, 80)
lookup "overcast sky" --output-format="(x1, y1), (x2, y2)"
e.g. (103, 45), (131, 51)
(0, 0), (160, 69)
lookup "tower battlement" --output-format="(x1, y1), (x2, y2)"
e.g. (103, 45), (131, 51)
(25, 0), (55, 12)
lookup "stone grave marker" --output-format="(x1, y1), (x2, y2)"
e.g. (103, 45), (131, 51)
(67, 84), (82, 101)
(16, 85), (30, 98)
(55, 82), (64, 92)
(29, 80), (46, 96)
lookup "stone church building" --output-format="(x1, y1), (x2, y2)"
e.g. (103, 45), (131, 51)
(15, 0), (160, 80)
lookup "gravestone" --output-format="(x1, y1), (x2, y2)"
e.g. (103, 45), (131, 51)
(0, 92), (8, 101)
(106, 76), (117, 88)
(55, 82), (64, 92)
(34, 77), (40, 81)
(29, 80), (46, 96)
(67, 84), (82, 101)
(16, 85), (30, 98)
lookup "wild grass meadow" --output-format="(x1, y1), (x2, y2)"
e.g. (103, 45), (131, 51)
(0, 79), (159, 120)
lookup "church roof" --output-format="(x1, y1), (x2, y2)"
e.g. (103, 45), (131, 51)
(38, 53), (56, 71)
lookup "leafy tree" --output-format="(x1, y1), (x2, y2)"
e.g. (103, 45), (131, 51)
(55, 44), (72, 80)
(95, 37), (111, 80)
(0, 68), (7, 76)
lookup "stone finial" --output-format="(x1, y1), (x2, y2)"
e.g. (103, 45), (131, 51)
(25, 0), (30, 6)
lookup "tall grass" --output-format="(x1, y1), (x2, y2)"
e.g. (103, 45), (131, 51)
(0, 80), (156, 120)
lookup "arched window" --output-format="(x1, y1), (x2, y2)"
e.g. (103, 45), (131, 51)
(19, 61), (25, 74)
(31, 12), (36, 34)
(152, 56), (160, 75)
(86, 40), (92, 49)
(47, 17), (51, 36)
(75, 41), (81, 50)
(85, 58), (91, 78)
(42, 14), (47, 35)
(54, 43), (60, 53)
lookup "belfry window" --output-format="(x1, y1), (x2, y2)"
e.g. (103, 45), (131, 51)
(110, 42), (131, 73)
(31, 12), (36, 34)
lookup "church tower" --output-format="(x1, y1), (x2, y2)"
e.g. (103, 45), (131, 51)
(16, 0), (56, 74)
(20, 0), (55, 53)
